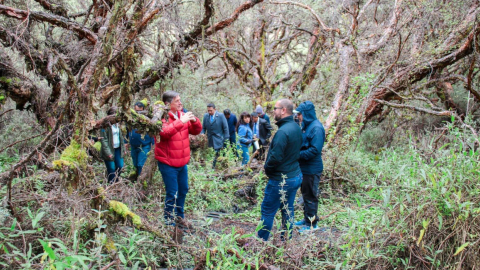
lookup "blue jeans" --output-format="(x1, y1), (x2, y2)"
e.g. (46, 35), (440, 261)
(131, 144), (151, 175)
(104, 147), (124, 184)
(258, 173), (302, 241)
(238, 144), (250, 165)
(157, 162), (189, 223)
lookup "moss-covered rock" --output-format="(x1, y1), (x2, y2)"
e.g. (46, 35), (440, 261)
(109, 200), (142, 227)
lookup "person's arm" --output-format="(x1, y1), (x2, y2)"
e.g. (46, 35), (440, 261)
(233, 115), (237, 127)
(299, 126), (325, 160)
(264, 130), (287, 172)
(264, 120), (272, 140)
(159, 118), (185, 139)
(188, 116), (203, 135)
(237, 126), (251, 144)
(201, 114), (207, 134)
(99, 129), (113, 158)
(222, 115), (229, 139)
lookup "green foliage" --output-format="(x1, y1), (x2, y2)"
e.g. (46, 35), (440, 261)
(52, 140), (88, 170)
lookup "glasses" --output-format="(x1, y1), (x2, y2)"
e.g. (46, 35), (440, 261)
(273, 107), (284, 110)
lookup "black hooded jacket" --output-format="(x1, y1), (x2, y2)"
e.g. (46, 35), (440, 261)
(296, 101), (325, 175)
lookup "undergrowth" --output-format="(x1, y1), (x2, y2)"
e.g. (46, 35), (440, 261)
(1, 117), (479, 269)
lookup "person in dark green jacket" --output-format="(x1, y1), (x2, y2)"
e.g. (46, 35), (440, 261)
(258, 99), (302, 241)
(99, 106), (126, 184)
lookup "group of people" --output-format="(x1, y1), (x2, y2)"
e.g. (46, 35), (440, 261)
(98, 91), (325, 240)
(98, 102), (154, 184)
(200, 103), (272, 167)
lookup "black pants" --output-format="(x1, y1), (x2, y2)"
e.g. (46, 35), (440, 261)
(301, 173), (321, 226)
(213, 148), (221, 168)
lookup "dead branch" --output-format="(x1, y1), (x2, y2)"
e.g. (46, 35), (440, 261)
(360, 22), (480, 123)
(0, 131), (48, 154)
(268, 1), (340, 34)
(0, 4), (97, 44)
(374, 99), (452, 116)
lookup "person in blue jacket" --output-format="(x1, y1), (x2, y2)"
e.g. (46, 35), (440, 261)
(224, 109), (238, 157)
(126, 102), (154, 180)
(293, 101), (326, 233)
(236, 112), (253, 165)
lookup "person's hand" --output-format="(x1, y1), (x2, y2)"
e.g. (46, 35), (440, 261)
(125, 143), (129, 151)
(180, 112), (195, 123)
(108, 154), (113, 159)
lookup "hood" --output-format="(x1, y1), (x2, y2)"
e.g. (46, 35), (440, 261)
(295, 101), (317, 128)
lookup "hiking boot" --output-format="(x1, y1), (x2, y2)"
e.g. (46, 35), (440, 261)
(298, 224), (319, 234)
(294, 219), (306, 227)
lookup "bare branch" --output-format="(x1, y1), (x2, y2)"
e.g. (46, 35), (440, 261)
(0, 4), (98, 44)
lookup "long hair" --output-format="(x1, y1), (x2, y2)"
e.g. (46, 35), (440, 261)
(236, 111), (253, 132)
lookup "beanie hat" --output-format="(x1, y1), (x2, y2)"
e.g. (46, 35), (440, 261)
(255, 105), (263, 114)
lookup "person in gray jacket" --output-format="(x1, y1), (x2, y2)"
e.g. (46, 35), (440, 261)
(201, 103), (229, 168)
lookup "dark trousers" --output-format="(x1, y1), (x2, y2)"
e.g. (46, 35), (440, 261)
(157, 162), (189, 223)
(258, 173), (302, 241)
(301, 173), (321, 226)
(213, 148), (221, 168)
(104, 147), (124, 184)
(229, 134), (238, 157)
(131, 144), (151, 176)
(258, 143), (268, 160)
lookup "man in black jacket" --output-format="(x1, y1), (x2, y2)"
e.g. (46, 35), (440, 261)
(251, 112), (272, 160)
(258, 99), (302, 241)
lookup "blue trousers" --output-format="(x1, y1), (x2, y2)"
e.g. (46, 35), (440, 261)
(238, 144), (250, 165)
(131, 144), (151, 175)
(157, 162), (189, 223)
(104, 147), (124, 184)
(258, 173), (302, 241)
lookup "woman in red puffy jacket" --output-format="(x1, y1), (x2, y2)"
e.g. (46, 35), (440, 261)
(155, 91), (202, 226)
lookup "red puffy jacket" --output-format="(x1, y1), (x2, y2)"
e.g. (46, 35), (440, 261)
(154, 111), (202, 167)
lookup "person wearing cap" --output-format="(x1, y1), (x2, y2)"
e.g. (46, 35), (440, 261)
(293, 101), (326, 233)
(201, 103), (229, 168)
(258, 99), (302, 241)
(255, 105), (271, 125)
(125, 101), (155, 181)
(251, 112), (272, 160)
(223, 109), (238, 157)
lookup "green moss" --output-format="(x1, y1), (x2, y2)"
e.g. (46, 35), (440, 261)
(140, 98), (148, 107)
(52, 140), (88, 170)
(97, 187), (106, 200)
(154, 100), (164, 106)
(0, 77), (12, 84)
(0, 95), (5, 102)
(109, 200), (142, 227)
(93, 141), (102, 152)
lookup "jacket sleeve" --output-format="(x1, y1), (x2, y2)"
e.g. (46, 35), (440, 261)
(188, 117), (203, 135)
(201, 114), (207, 134)
(99, 129), (113, 158)
(159, 118), (185, 139)
(238, 126), (250, 144)
(264, 130), (287, 173)
(265, 120), (272, 140)
(233, 115), (237, 127)
(221, 115), (229, 139)
(299, 126), (325, 161)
